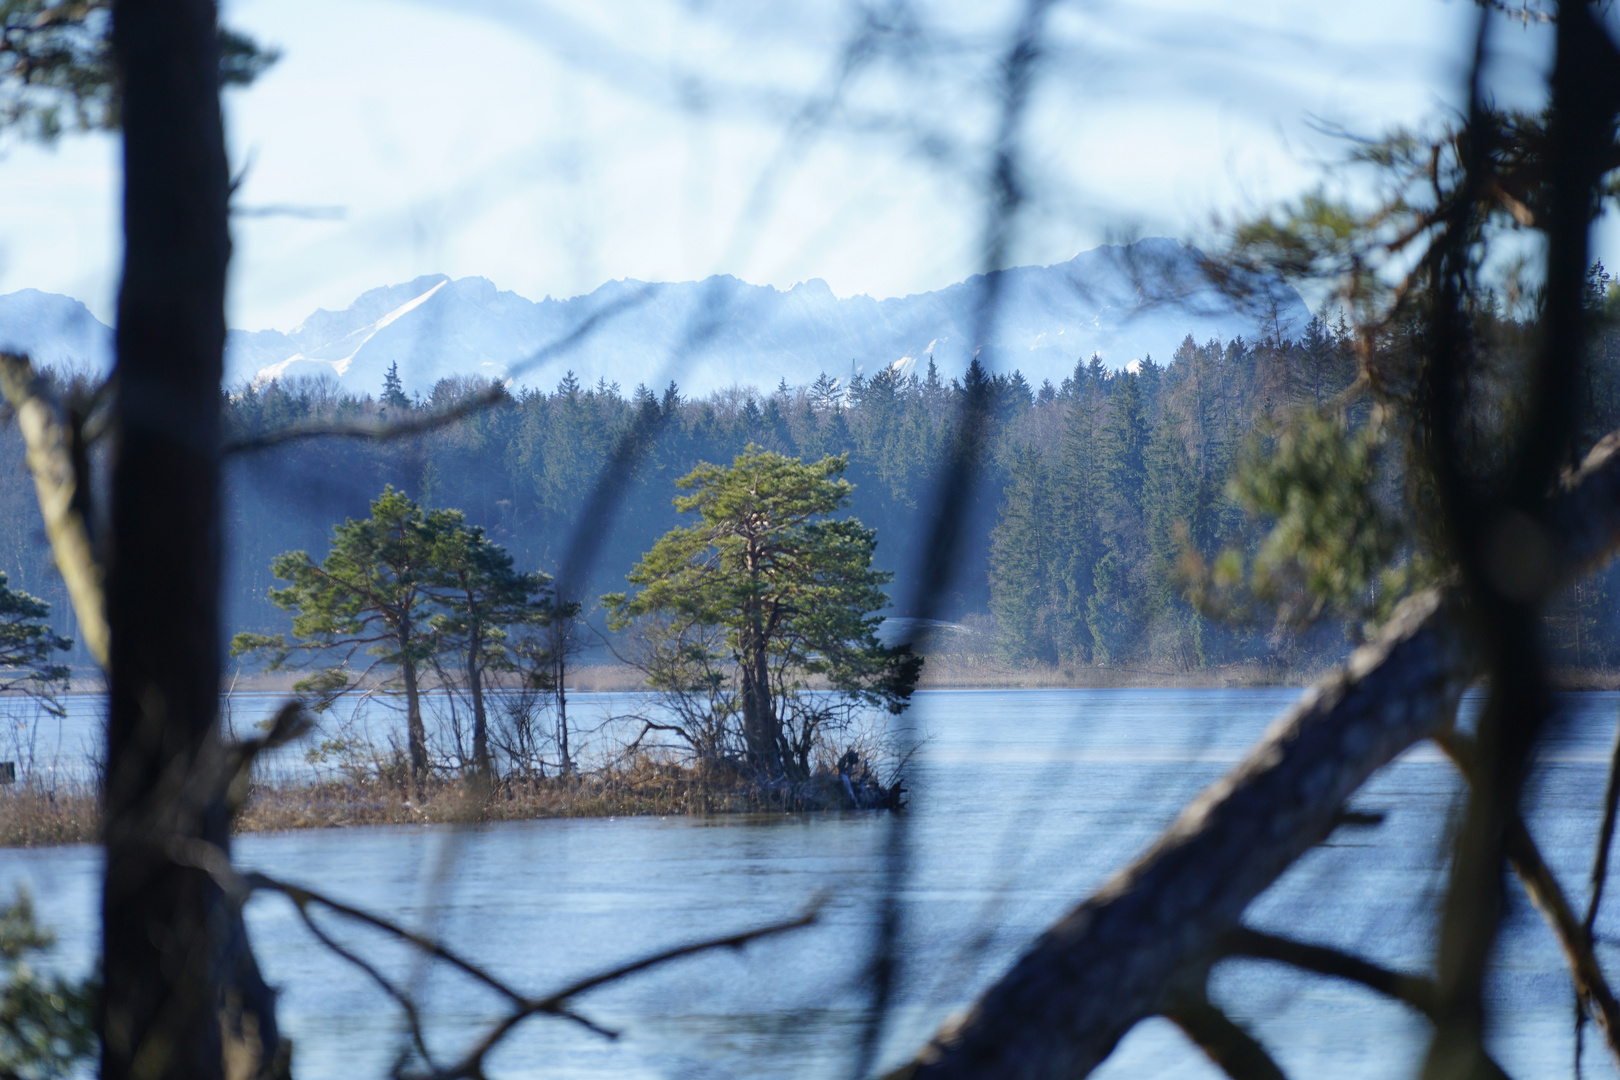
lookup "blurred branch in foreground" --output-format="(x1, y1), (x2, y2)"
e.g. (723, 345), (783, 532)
(885, 420), (1620, 1078)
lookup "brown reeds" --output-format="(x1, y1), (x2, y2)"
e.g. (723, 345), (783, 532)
(237, 757), (873, 832)
(0, 755), (884, 847)
(0, 783), (100, 847)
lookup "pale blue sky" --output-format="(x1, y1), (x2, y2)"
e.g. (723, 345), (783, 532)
(0, 0), (1577, 330)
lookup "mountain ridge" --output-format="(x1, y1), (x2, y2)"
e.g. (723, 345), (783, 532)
(0, 238), (1309, 397)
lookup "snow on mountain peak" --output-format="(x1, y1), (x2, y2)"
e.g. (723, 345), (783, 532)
(0, 240), (1311, 399)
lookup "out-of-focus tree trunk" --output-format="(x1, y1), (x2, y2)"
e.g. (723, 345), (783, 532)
(99, 2), (281, 1079)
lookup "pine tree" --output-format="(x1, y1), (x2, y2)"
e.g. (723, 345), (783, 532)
(232, 487), (457, 777)
(0, 572), (72, 703)
(429, 521), (549, 776)
(605, 447), (919, 779)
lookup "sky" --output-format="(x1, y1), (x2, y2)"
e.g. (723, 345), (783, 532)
(0, 0), (1578, 331)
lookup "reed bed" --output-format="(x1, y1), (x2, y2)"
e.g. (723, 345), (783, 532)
(0, 783), (100, 847)
(237, 761), (788, 832)
(0, 756), (880, 847)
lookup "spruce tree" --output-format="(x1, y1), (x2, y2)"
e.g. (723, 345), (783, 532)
(989, 448), (1058, 663)
(1050, 386), (1104, 662)
(381, 362), (410, 411)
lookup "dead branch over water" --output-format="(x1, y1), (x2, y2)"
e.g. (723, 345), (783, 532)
(885, 426), (1620, 1080)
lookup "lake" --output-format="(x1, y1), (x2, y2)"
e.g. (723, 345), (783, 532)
(3, 686), (1619, 1079)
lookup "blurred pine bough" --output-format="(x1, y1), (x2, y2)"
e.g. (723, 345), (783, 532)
(0, 889), (95, 1079)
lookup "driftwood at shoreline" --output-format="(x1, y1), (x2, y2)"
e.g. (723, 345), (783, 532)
(889, 432), (1620, 1080)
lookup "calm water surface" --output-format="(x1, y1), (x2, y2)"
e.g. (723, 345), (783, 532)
(3, 687), (1619, 1079)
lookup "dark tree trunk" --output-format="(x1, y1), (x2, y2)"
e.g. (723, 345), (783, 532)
(100, 2), (271, 1080)
(554, 640), (571, 775)
(739, 618), (778, 776)
(402, 650), (427, 777)
(467, 620), (489, 776)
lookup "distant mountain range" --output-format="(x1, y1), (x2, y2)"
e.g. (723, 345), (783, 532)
(0, 238), (1309, 398)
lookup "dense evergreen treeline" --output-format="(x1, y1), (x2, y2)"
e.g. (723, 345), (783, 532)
(986, 318), (1365, 669)
(2, 311), (1618, 675)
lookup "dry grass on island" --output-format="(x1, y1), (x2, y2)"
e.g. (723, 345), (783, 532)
(9, 648), (1617, 848)
(0, 753), (897, 848)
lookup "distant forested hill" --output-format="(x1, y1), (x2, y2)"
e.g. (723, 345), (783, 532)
(2, 311), (1617, 677)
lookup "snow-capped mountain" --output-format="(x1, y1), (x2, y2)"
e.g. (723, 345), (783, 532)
(0, 239), (1310, 397)
(0, 289), (115, 374)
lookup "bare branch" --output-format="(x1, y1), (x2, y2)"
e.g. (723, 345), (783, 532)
(1162, 992), (1288, 1080)
(174, 837), (823, 1079)
(1578, 704), (1620, 1072)
(1221, 927), (1438, 1019)
(244, 872), (526, 1005)
(888, 421), (1620, 1080)
(1434, 730), (1620, 1071)
(432, 902), (822, 1080)
(0, 352), (107, 666)
(291, 899), (437, 1069)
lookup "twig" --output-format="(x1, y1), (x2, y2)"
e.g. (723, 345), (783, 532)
(243, 872), (527, 1004)
(1578, 702), (1620, 1075)
(1436, 729), (1620, 1071)
(176, 837), (822, 1078)
(292, 901), (437, 1068)
(1221, 927), (1438, 1018)
(1162, 992), (1289, 1080)
(432, 902), (823, 1079)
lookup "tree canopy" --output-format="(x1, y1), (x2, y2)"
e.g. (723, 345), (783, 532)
(606, 446), (920, 780)
(233, 487), (457, 776)
(426, 519), (549, 775)
(0, 571), (69, 707)
(233, 486), (556, 778)
(0, 0), (278, 142)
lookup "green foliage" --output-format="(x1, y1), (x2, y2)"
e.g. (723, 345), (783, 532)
(233, 486), (558, 774)
(381, 362), (411, 412)
(1086, 549), (1135, 666)
(0, 572), (69, 707)
(606, 446), (919, 777)
(236, 487), (448, 672)
(232, 487), (463, 772)
(0, 0), (279, 141)
(988, 448), (1060, 664)
(427, 520), (548, 673)
(0, 889), (96, 1079)
(192, 307), (1620, 684)
(1193, 410), (1426, 640)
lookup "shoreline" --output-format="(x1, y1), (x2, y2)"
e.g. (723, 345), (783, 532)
(7, 669), (1620, 850)
(215, 665), (1620, 694)
(43, 660), (1620, 695)
(0, 763), (893, 849)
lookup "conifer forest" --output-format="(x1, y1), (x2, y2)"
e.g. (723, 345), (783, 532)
(6, 310), (1618, 677)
